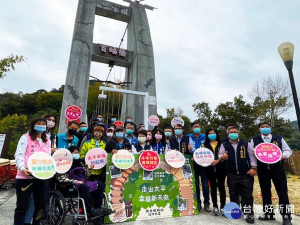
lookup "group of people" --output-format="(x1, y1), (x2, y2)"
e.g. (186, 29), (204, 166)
(13, 114), (293, 225)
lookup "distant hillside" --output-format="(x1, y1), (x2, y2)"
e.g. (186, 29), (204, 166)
(291, 121), (299, 131)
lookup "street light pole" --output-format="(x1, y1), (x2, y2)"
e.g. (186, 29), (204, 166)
(287, 69), (300, 131)
(278, 42), (300, 131)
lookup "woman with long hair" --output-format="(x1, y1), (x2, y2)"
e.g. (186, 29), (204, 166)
(150, 128), (167, 154)
(14, 118), (51, 225)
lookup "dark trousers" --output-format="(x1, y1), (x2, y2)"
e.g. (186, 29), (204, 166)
(227, 172), (254, 215)
(78, 181), (105, 212)
(193, 162), (210, 205)
(207, 172), (226, 209)
(257, 166), (291, 219)
(14, 179), (49, 225)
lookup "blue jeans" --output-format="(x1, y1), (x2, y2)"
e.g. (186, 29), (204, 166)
(193, 162), (210, 205)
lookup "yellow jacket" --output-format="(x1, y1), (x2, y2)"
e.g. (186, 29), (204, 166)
(80, 138), (106, 175)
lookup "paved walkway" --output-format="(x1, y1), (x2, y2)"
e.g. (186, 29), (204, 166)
(1, 192), (299, 225)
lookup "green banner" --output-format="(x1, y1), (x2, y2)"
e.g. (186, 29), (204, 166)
(105, 153), (199, 223)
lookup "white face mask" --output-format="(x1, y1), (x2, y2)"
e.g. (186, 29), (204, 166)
(106, 132), (113, 137)
(138, 137), (147, 143)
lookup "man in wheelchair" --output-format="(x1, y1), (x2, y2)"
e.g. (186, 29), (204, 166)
(56, 146), (114, 218)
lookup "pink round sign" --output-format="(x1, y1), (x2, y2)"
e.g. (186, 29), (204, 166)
(85, 148), (107, 169)
(65, 105), (82, 120)
(255, 143), (282, 164)
(148, 115), (159, 126)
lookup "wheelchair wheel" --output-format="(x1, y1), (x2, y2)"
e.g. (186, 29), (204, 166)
(93, 216), (104, 225)
(41, 189), (66, 225)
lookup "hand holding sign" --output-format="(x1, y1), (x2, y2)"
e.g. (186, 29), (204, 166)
(27, 152), (56, 180)
(52, 148), (73, 174)
(193, 148), (214, 167)
(165, 150), (185, 168)
(254, 143), (282, 164)
(148, 115), (159, 126)
(85, 148), (107, 169)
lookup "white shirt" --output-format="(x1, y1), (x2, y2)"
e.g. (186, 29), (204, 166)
(249, 134), (292, 159)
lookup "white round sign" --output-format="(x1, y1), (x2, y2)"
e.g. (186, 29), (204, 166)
(171, 117), (184, 127)
(112, 150), (135, 169)
(27, 152), (56, 179)
(193, 148), (214, 167)
(52, 148), (73, 173)
(165, 150), (185, 168)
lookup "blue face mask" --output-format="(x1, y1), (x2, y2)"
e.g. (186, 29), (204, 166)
(80, 127), (88, 132)
(97, 118), (102, 122)
(193, 128), (201, 134)
(126, 119), (132, 122)
(116, 132), (124, 138)
(164, 131), (172, 137)
(72, 153), (80, 160)
(111, 118), (117, 122)
(229, 133), (239, 140)
(126, 129), (134, 135)
(208, 134), (217, 141)
(260, 127), (271, 135)
(34, 125), (47, 134)
(174, 129), (182, 135)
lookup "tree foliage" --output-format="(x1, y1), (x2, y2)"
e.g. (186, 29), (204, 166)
(0, 54), (25, 78)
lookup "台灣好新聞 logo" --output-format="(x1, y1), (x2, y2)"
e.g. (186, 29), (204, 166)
(223, 202), (242, 219)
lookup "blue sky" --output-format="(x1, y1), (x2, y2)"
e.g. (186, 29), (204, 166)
(1, 0), (299, 121)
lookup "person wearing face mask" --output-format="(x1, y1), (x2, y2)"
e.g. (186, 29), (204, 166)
(221, 124), (235, 143)
(76, 122), (88, 147)
(164, 126), (173, 149)
(125, 116), (133, 123)
(43, 114), (57, 150)
(187, 122), (211, 212)
(204, 128), (227, 216)
(138, 123), (146, 132)
(219, 127), (257, 224)
(80, 126), (106, 181)
(105, 127), (132, 154)
(105, 127), (115, 144)
(169, 124), (190, 154)
(57, 121), (80, 149)
(150, 129), (167, 154)
(250, 122), (292, 225)
(131, 130), (151, 153)
(13, 118), (51, 225)
(56, 146), (113, 218)
(146, 131), (153, 143)
(87, 118), (98, 134)
(124, 122), (138, 145)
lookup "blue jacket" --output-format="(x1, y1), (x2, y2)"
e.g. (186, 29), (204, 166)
(57, 133), (79, 149)
(188, 133), (206, 152)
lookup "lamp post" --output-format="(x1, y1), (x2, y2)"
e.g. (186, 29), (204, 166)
(278, 42), (300, 131)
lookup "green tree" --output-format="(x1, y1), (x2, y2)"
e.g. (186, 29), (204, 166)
(287, 133), (300, 150)
(0, 54), (25, 78)
(0, 114), (28, 155)
(192, 102), (212, 128)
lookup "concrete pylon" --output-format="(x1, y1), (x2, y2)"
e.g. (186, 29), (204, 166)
(121, 4), (157, 124)
(58, 0), (157, 132)
(58, 0), (96, 133)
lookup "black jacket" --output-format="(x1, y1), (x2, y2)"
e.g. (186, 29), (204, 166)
(105, 138), (132, 153)
(204, 142), (227, 175)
